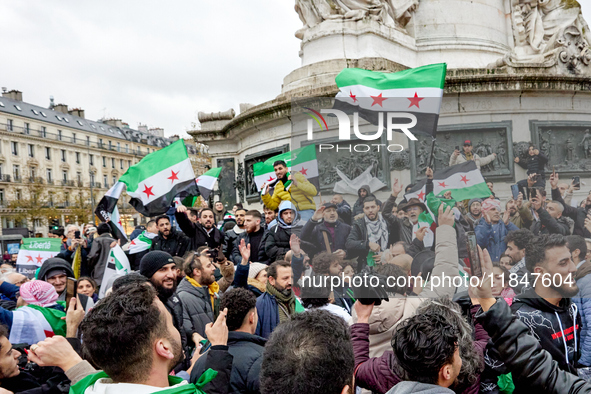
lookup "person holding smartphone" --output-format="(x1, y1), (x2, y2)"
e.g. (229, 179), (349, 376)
(514, 144), (548, 197)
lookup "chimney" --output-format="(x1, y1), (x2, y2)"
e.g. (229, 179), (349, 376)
(103, 118), (123, 128)
(148, 127), (164, 137)
(68, 108), (85, 119)
(137, 124), (148, 133)
(54, 104), (69, 114)
(2, 90), (22, 101)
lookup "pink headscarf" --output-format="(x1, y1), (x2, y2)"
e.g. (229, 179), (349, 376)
(481, 199), (501, 212)
(19, 280), (59, 307)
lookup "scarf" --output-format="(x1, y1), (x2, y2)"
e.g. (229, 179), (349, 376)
(248, 278), (267, 293)
(187, 276), (220, 308)
(364, 213), (389, 251)
(266, 281), (295, 323)
(465, 151), (474, 161)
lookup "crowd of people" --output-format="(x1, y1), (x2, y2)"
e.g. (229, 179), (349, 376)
(2, 153), (591, 393)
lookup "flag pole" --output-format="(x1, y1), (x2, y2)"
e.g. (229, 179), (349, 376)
(427, 137), (437, 170)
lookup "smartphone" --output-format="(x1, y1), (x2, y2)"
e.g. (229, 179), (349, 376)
(511, 184), (520, 200)
(530, 188), (538, 199)
(573, 176), (581, 188)
(466, 231), (483, 278)
(455, 146), (460, 151)
(65, 278), (77, 309)
(74, 231), (81, 239)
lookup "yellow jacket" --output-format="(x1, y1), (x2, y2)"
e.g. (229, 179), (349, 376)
(261, 172), (317, 211)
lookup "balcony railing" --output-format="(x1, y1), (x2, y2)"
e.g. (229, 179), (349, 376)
(0, 175), (11, 182)
(28, 177), (44, 184)
(46, 179), (54, 185)
(13, 176), (21, 182)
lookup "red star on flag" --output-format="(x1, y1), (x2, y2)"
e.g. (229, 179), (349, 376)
(118, 220), (122, 227)
(130, 240), (136, 246)
(438, 182), (448, 188)
(417, 190), (426, 200)
(460, 175), (469, 184)
(35, 254), (43, 264)
(370, 93), (388, 107)
(408, 92), (425, 109)
(266, 176), (275, 182)
(349, 91), (357, 103)
(168, 170), (179, 183)
(300, 167), (308, 176)
(142, 185), (155, 198)
(26, 255), (33, 263)
(195, 178), (200, 184)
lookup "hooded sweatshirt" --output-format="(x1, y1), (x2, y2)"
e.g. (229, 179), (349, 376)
(352, 185), (382, 217)
(511, 287), (580, 375)
(386, 381), (454, 394)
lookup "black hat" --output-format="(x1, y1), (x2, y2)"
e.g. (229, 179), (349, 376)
(140, 251), (175, 279)
(400, 198), (427, 212)
(322, 202), (338, 210)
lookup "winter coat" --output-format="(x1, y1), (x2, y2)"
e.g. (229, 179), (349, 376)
(476, 298), (591, 394)
(530, 207), (573, 236)
(336, 198), (352, 225)
(261, 172), (317, 212)
(255, 292), (281, 339)
(551, 188), (591, 237)
(350, 224), (460, 357)
(352, 184), (381, 217)
(509, 202), (534, 230)
(223, 225), (245, 261)
(515, 152), (548, 179)
(231, 229), (269, 265)
(87, 233), (115, 286)
(387, 382), (455, 394)
(264, 225), (292, 262)
(149, 228), (191, 257)
(193, 331), (265, 394)
(575, 262), (591, 366)
(475, 220), (519, 262)
(214, 208), (228, 225)
(300, 218), (351, 259)
(175, 211), (224, 250)
(449, 151), (496, 170)
(177, 277), (217, 340)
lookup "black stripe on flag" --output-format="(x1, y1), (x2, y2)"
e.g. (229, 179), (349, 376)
(130, 178), (198, 217)
(95, 195), (119, 222)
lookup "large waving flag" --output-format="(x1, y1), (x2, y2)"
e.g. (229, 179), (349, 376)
(196, 167), (222, 200)
(95, 140), (197, 218)
(432, 161), (491, 201)
(16, 238), (61, 279)
(334, 63), (447, 137)
(253, 144), (319, 192)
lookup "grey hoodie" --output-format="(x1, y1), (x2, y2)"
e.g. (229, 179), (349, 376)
(386, 382), (455, 394)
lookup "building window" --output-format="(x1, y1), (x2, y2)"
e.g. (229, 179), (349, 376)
(15, 189), (21, 200)
(111, 158), (115, 168)
(102, 157), (106, 167)
(11, 142), (18, 156)
(75, 152), (80, 164)
(0, 164), (2, 177)
(28, 144), (34, 157)
(24, 122), (30, 134)
(30, 167), (36, 179)
(40, 126), (46, 138)
(13, 165), (20, 181)
(46, 169), (52, 182)
(61, 150), (66, 162)
(45, 147), (51, 160)
(99, 138), (103, 148)
(48, 192), (54, 206)
(58, 130), (62, 141)
(72, 133), (76, 143)
(0, 189), (4, 206)
(125, 144), (129, 153)
(7, 119), (13, 131)
(109, 141), (112, 150)
(117, 142), (120, 152)
(112, 176), (116, 186)
(120, 159), (123, 169)
(86, 136), (90, 146)
(62, 171), (68, 181)
(77, 172), (82, 183)
(103, 175), (108, 186)
(64, 192), (69, 206)
(128, 160), (131, 168)
(89, 154), (94, 166)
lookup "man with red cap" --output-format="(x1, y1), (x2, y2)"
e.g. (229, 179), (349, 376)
(450, 139), (497, 170)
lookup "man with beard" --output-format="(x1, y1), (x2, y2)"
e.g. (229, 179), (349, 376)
(255, 260), (295, 339)
(530, 197), (572, 236)
(465, 198), (483, 229)
(232, 210), (269, 265)
(140, 251), (190, 370)
(510, 234), (581, 376)
(507, 192), (534, 230)
(177, 250), (219, 341)
(301, 203), (351, 260)
(263, 205), (278, 229)
(213, 201), (227, 225)
(475, 199), (518, 262)
(224, 208), (246, 262)
(551, 172), (591, 237)
(176, 205), (224, 250)
(346, 196), (401, 271)
(504, 228), (535, 293)
(149, 215), (191, 258)
(265, 201), (303, 262)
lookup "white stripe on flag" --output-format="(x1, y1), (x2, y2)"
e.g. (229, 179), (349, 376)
(433, 169), (485, 194)
(126, 158), (194, 204)
(336, 86), (443, 114)
(196, 174), (218, 191)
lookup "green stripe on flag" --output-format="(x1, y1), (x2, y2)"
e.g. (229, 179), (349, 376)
(119, 140), (189, 192)
(202, 167), (222, 178)
(437, 183), (492, 202)
(336, 63), (447, 90)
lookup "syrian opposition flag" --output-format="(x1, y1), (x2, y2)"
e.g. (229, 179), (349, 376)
(196, 167), (222, 200)
(404, 179), (428, 202)
(16, 238), (61, 279)
(432, 161), (491, 201)
(9, 304), (66, 345)
(128, 230), (157, 254)
(107, 206), (129, 243)
(95, 182), (125, 223)
(99, 245), (131, 298)
(334, 63), (447, 137)
(253, 144), (319, 192)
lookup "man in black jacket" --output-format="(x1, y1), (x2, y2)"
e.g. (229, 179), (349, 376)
(150, 215), (191, 257)
(515, 145), (548, 195)
(224, 208), (246, 261)
(550, 172), (591, 237)
(530, 197), (572, 235)
(192, 287), (265, 394)
(301, 202), (351, 260)
(176, 205), (224, 250)
(231, 210), (268, 265)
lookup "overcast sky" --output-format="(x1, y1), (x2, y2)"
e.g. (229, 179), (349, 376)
(1, 2), (590, 138)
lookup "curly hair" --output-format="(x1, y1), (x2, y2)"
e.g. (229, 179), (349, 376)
(504, 228), (534, 251)
(220, 288), (257, 331)
(413, 297), (483, 390)
(300, 275), (331, 308)
(260, 309), (354, 394)
(311, 252), (341, 276)
(525, 234), (567, 273)
(79, 283), (168, 382)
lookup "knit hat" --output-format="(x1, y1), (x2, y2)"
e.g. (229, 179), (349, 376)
(19, 280), (59, 307)
(481, 198), (501, 212)
(140, 251), (175, 279)
(248, 263), (267, 279)
(468, 198), (483, 209)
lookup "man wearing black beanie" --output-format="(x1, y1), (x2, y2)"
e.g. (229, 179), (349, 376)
(140, 250), (190, 371)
